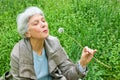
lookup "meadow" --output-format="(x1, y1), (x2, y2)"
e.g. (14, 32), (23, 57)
(0, 0), (120, 80)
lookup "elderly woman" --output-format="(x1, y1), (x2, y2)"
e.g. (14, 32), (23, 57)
(2, 6), (96, 80)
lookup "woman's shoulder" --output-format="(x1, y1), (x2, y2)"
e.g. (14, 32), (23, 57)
(10, 39), (25, 58)
(46, 35), (59, 41)
(45, 35), (61, 51)
(45, 35), (60, 45)
(10, 42), (20, 59)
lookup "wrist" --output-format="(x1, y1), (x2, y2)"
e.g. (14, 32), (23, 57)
(80, 59), (87, 68)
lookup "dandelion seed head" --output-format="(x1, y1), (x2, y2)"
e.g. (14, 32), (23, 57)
(58, 28), (64, 33)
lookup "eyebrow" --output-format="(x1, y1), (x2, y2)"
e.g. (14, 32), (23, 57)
(32, 20), (39, 23)
(31, 17), (45, 23)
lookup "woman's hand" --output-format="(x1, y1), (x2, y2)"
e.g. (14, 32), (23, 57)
(80, 46), (97, 68)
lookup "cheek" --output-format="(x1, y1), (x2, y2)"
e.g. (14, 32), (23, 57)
(46, 23), (48, 28)
(34, 27), (42, 32)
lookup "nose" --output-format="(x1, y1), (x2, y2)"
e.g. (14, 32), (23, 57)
(40, 21), (45, 28)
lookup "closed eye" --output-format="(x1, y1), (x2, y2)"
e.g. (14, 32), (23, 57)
(32, 21), (39, 26)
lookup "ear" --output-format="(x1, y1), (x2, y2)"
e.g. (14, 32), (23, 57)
(25, 31), (31, 38)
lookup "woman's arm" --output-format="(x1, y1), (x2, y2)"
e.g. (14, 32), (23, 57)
(55, 38), (96, 80)
(58, 48), (87, 80)
(10, 43), (29, 80)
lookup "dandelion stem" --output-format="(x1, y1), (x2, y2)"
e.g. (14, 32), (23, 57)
(65, 33), (83, 48)
(64, 32), (111, 69)
(93, 57), (111, 68)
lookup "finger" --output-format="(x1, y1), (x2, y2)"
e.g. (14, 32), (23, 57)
(83, 46), (97, 55)
(86, 48), (97, 55)
(88, 49), (97, 55)
(83, 46), (89, 52)
(85, 47), (93, 54)
(93, 49), (97, 54)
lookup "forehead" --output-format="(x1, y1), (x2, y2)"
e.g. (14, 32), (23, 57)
(28, 14), (44, 23)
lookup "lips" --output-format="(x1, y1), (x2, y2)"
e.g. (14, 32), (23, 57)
(43, 30), (48, 33)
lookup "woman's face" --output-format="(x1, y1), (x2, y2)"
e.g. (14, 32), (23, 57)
(27, 14), (49, 39)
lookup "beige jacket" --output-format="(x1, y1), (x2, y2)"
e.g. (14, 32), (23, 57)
(10, 36), (86, 80)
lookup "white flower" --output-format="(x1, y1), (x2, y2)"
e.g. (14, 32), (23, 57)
(58, 28), (64, 33)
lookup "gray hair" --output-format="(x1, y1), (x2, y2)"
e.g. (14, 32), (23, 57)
(16, 6), (44, 38)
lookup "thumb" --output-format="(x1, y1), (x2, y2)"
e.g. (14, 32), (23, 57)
(93, 49), (97, 54)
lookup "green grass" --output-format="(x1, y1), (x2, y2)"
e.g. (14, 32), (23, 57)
(0, 0), (120, 79)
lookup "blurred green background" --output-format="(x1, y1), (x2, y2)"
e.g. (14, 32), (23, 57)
(0, 0), (120, 80)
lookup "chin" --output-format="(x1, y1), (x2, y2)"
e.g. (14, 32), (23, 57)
(45, 34), (49, 38)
